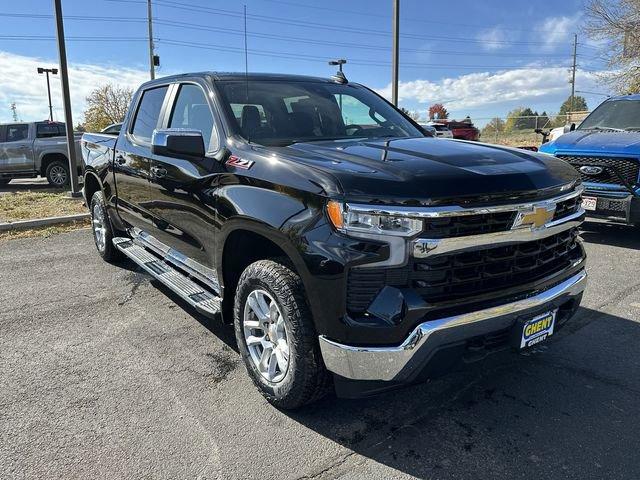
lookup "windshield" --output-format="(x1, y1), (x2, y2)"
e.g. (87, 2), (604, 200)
(216, 80), (423, 146)
(579, 99), (640, 131)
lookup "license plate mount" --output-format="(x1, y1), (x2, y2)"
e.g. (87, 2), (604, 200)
(582, 196), (597, 211)
(519, 310), (557, 349)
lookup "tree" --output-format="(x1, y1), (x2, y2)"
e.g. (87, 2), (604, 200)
(504, 107), (527, 132)
(584, 0), (640, 94)
(481, 117), (506, 138)
(83, 84), (133, 132)
(399, 107), (421, 121)
(428, 103), (449, 120)
(559, 95), (589, 116)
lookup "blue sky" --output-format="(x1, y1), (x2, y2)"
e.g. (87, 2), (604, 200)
(0, 0), (611, 124)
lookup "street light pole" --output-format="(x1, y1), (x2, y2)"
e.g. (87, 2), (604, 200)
(52, 0), (80, 197)
(391, 0), (400, 106)
(37, 67), (58, 121)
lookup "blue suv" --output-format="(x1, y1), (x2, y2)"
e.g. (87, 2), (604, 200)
(539, 94), (640, 226)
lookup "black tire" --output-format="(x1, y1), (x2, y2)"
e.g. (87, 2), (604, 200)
(90, 191), (123, 262)
(45, 159), (70, 187)
(234, 259), (332, 409)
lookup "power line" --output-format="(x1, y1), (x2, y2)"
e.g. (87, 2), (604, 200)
(259, 0), (579, 35)
(152, 18), (573, 58)
(156, 38), (571, 70)
(0, 12), (574, 57)
(106, 0), (577, 46)
(0, 33), (572, 70)
(0, 34), (147, 42)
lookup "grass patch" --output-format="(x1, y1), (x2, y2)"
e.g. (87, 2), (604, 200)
(485, 131), (543, 148)
(0, 220), (90, 242)
(0, 190), (86, 223)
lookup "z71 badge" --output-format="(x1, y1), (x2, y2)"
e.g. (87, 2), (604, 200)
(226, 155), (254, 170)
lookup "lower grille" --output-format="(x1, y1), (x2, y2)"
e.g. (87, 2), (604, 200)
(347, 228), (582, 313)
(557, 155), (640, 186)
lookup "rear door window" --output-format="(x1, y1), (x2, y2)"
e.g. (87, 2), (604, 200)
(36, 123), (65, 138)
(131, 86), (169, 143)
(5, 124), (29, 142)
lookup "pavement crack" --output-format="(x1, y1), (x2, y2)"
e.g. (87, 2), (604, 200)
(295, 452), (358, 479)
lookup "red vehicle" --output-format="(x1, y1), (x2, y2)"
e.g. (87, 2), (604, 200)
(445, 119), (480, 141)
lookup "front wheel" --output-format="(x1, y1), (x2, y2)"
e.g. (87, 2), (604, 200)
(234, 259), (332, 409)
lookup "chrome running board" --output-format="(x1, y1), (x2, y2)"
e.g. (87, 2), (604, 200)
(112, 237), (221, 317)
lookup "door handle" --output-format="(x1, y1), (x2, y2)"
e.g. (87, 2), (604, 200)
(151, 166), (167, 178)
(115, 155), (126, 165)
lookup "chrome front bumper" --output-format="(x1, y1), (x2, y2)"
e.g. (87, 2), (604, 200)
(319, 270), (587, 382)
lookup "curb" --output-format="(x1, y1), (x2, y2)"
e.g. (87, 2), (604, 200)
(0, 213), (90, 232)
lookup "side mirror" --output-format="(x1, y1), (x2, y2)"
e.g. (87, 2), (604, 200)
(151, 129), (205, 160)
(420, 126), (436, 137)
(563, 123), (576, 134)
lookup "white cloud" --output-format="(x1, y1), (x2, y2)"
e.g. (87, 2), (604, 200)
(0, 50), (148, 124)
(477, 27), (508, 51)
(377, 66), (604, 113)
(536, 14), (581, 51)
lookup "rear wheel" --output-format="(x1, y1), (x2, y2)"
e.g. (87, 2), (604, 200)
(234, 259), (332, 409)
(45, 160), (69, 187)
(90, 191), (122, 262)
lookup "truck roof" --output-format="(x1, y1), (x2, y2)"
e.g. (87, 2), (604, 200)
(608, 93), (640, 101)
(139, 72), (338, 88)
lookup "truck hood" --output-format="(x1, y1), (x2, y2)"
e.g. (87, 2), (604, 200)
(541, 129), (640, 156)
(276, 137), (579, 204)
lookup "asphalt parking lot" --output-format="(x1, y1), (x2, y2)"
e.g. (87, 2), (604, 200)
(1, 220), (639, 479)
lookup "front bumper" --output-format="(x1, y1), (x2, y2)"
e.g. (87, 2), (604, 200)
(582, 186), (640, 224)
(319, 269), (586, 382)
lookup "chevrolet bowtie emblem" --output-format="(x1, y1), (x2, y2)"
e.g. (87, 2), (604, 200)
(512, 203), (556, 230)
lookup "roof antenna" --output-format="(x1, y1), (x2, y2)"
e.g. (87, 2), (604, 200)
(244, 4), (251, 144)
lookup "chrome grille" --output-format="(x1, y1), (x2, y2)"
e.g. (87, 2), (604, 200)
(557, 155), (640, 186)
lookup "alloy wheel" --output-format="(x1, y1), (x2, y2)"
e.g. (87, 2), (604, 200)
(243, 289), (290, 383)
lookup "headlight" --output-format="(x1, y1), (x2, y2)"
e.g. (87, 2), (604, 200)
(327, 201), (422, 237)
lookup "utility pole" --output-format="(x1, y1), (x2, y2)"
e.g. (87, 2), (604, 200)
(391, 0), (399, 106)
(148, 0), (155, 80)
(10, 103), (18, 122)
(37, 67), (58, 121)
(570, 33), (577, 114)
(52, 0), (81, 197)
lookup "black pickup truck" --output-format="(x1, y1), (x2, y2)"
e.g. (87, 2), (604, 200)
(81, 72), (587, 409)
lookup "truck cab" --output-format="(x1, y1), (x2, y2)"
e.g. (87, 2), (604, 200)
(539, 95), (640, 226)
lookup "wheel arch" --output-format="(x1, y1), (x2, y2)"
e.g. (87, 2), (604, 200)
(39, 152), (68, 176)
(218, 222), (310, 324)
(83, 170), (102, 205)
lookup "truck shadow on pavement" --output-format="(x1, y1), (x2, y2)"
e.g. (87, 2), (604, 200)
(581, 220), (639, 250)
(285, 307), (640, 478)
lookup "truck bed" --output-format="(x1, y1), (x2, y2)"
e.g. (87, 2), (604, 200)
(81, 133), (117, 171)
